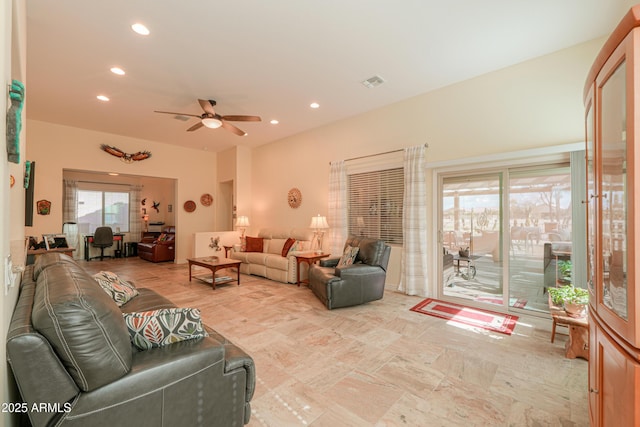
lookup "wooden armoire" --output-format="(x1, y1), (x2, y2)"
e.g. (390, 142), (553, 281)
(584, 5), (640, 426)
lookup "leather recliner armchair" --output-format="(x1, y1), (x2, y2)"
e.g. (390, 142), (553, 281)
(308, 236), (391, 309)
(138, 226), (176, 262)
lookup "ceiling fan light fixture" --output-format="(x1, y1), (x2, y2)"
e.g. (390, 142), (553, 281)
(201, 117), (222, 129)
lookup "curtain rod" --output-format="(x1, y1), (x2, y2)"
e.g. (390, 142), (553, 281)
(332, 143), (428, 164)
(75, 180), (134, 187)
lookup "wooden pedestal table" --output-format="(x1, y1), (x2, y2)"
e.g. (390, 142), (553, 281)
(187, 257), (241, 290)
(294, 252), (330, 286)
(549, 303), (589, 360)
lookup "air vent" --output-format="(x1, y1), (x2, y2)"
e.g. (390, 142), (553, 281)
(361, 75), (385, 88)
(174, 115), (191, 122)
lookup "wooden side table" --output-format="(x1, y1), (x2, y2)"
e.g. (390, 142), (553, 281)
(294, 252), (330, 286)
(549, 301), (589, 360)
(223, 246), (233, 258)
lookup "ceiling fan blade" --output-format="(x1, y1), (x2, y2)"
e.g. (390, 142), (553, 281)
(220, 120), (246, 136)
(154, 110), (201, 118)
(198, 99), (216, 116)
(221, 115), (262, 122)
(186, 122), (204, 132)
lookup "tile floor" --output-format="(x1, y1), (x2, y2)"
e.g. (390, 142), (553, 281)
(81, 258), (588, 427)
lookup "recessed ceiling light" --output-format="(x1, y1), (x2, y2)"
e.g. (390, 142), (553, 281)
(270, 119), (279, 125)
(310, 102), (320, 109)
(110, 67), (125, 75)
(96, 95), (110, 102)
(131, 23), (150, 35)
(108, 173), (119, 176)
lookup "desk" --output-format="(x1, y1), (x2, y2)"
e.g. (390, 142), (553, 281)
(84, 233), (124, 261)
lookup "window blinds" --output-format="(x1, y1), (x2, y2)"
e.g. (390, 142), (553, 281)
(347, 167), (404, 245)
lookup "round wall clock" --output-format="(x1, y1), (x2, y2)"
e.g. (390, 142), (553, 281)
(287, 188), (302, 208)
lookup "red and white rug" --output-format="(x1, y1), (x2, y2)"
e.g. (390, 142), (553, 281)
(410, 298), (519, 335)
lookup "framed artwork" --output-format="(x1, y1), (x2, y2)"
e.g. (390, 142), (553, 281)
(37, 199), (51, 215)
(43, 234), (69, 250)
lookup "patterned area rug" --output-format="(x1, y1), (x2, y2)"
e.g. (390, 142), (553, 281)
(410, 298), (519, 335)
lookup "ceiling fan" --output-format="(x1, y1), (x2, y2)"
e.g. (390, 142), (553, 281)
(154, 99), (261, 136)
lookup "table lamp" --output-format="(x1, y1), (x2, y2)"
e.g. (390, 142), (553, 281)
(310, 214), (329, 254)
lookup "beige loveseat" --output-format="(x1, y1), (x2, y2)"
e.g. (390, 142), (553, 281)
(231, 228), (314, 283)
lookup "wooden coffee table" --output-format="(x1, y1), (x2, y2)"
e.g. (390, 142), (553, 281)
(187, 256), (241, 289)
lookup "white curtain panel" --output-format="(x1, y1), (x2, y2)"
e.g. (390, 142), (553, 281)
(328, 160), (348, 256)
(398, 145), (429, 296)
(62, 179), (80, 259)
(129, 185), (143, 242)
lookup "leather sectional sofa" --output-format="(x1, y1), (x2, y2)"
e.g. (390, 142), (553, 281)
(138, 226), (176, 262)
(7, 253), (255, 426)
(230, 228), (314, 283)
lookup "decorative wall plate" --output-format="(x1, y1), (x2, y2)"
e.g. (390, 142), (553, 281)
(183, 200), (196, 212)
(288, 188), (302, 208)
(200, 193), (213, 207)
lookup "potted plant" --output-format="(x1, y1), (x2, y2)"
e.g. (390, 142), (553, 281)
(557, 260), (572, 284)
(548, 285), (589, 317)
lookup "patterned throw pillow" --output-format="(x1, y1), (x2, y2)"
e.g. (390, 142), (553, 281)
(92, 271), (139, 307)
(281, 238), (296, 257)
(123, 308), (209, 351)
(337, 245), (359, 267)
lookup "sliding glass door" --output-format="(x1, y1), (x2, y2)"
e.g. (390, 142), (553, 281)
(441, 173), (504, 305)
(439, 162), (574, 314)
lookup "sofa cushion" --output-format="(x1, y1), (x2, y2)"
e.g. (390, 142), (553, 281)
(93, 271), (139, 307)
(31, 261), (132, 392)
(265, 254), (289, 270)
(123, 308), (208, 351)
(338, 245), (359, 267)
(282, 238), (296, 257)
(245, 236), (264, 252)
(267, 238), (287, 255)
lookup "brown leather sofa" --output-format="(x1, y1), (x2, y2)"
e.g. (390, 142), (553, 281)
(138, 226), (175, 262)
(7, 253), (255, 426)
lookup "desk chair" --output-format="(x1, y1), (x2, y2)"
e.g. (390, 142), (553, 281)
(90, 226), (114, 261)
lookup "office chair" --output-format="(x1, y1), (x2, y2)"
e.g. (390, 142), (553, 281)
(90, 226), (114, 261)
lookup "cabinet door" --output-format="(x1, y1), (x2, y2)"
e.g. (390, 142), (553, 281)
(596, 326), (640, 427)
(594, 30), (637, 346)
(585, 85), (598, 308)
(588, 317), (598, 426)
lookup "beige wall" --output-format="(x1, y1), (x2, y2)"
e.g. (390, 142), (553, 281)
(3, 2), (27, 425)
(248, 37), (604, 285)
(26, 120), (218, 262)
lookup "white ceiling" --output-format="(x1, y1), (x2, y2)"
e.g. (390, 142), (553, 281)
(25, 0), (631, 153)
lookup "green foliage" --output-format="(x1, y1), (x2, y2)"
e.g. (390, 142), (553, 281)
(548, 285), (589, 306)
(557, 260), (572, 283)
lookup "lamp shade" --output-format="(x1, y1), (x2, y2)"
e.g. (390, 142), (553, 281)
(309, 214), (329, 229)
(202, 117), (223, 129)
(236, 216), (250, 227)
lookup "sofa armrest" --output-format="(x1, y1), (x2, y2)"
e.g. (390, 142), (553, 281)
(335, 264), (384, 278)
(66, 336), (253, 426)
(319, 257), (340, 268)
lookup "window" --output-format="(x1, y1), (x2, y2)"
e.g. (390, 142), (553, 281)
(77, 189), (130, 233)
(348, 167), (403, 244)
